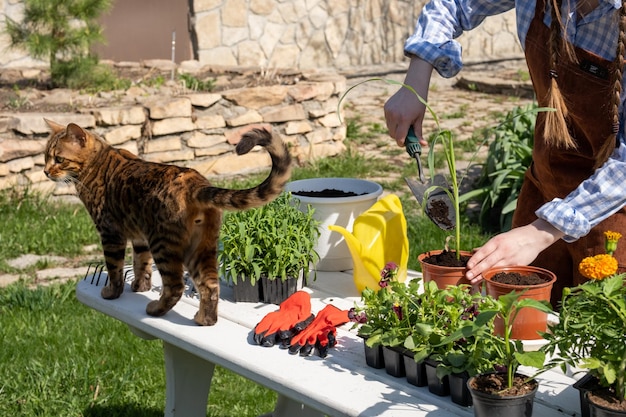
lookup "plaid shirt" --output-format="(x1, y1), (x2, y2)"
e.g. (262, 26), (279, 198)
(405, 0), (626, 241)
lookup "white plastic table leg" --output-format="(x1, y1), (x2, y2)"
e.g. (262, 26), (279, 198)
(258, 394), (325, 417)
(163, 342), (215, 417)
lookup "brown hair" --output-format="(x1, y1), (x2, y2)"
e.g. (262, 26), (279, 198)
(546, 0), (626, 168)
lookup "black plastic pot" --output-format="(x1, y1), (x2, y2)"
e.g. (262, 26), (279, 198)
(261, 275), (299, 304)
(586, 390), (626, 417)
(467, 373), (538, 417)
(449, 372), (472, 406)
(574, 373), (604, 417)
(403, 352), (427, 387)
(232, 277), (262, 302)
(382, 346), (406, 377)
(361, 337), (384, 369)
(425, 359), (450, 396)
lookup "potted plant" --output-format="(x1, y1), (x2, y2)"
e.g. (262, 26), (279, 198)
(542, 231), (626, 416)
(426, 286), (501, 405)
(458, 290), (551, 417)
(482, 265), (556, 340)
(350, 262), (420, 377)
(219, 192), (320, 304)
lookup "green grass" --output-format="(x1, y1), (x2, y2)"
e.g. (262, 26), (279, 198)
(0, 281), (276, 416)
(0, 188), (99, 273)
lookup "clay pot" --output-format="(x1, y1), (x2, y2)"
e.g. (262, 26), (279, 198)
(483, 266), (556, 340)
(418, 250), (474, 290)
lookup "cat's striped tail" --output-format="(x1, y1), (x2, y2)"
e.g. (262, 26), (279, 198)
(197, 128), (292, 210)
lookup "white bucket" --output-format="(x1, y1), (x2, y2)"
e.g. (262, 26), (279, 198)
(285, 178), (383, 271)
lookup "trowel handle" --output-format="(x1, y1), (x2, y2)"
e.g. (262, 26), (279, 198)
(405, 126), (421, 158)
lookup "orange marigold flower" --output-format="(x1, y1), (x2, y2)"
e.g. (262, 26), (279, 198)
(578, 254), (618, 280)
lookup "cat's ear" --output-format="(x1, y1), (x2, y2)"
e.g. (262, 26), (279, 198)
(66, 123), (88, 147)
(44, 119), (65, 133)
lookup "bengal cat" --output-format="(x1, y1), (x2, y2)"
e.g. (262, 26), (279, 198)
(43, 120), (292, 325)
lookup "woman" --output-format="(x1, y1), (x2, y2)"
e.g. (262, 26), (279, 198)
(384, 0), (626, 304)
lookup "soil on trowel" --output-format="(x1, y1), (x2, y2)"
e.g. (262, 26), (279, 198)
(422, 250), (470, 267)
(291, 189), (364, 198)
(427, 198), (454, 230)
(468, 373), (538, 397)
(490, 271), (548, 286)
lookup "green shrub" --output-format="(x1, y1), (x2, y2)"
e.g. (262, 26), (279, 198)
(460, 104), (540, 233)
(51, 55), (131, 91)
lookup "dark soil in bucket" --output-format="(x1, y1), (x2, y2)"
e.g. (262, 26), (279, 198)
(588, 388), (626, 412)
(422, 250), (470, 267)
(291, 189), (365, 198)
(469, 373), (537, 397)
(491, 271), (548, 286)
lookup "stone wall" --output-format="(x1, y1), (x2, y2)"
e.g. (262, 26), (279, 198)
(0, 0), (522, 69)
(0, 69), (348, 196)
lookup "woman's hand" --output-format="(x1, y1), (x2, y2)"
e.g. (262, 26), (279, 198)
(384, 57), (434, 147)
(465, 219), (564, 283)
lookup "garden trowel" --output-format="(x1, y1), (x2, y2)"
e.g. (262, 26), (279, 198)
(404, 127), (456, 230)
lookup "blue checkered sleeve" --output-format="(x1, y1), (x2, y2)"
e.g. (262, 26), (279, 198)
(404, 0), (516, 77)
(536, 140), (626, 242)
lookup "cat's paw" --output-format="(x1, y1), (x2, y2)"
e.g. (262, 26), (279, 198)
(131, 275), (152, 292)
(101, 284), (123, 299)
(146, 300), (168, 317)
(194, 310), (218, 326)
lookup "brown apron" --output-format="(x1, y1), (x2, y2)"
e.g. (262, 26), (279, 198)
(515, 0), (626, 305)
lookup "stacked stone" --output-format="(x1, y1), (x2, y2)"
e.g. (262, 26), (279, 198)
(0, 71), (347, 197)
(1, 0), (522, 70)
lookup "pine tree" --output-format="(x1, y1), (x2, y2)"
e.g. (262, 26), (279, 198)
(4, 0), (112, 87)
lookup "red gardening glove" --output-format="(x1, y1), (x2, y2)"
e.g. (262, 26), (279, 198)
(253, 291), (315, 347)
(288, 304), (350, 357)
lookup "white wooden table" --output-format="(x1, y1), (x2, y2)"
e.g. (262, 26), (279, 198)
(76, 267), (584, 417)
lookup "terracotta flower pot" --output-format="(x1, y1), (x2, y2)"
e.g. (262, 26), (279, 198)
(418, 250), (474, 289)
(483, 266), (556, 340)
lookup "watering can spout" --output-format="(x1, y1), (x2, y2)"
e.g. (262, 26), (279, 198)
(327, 224), (366, 277)
(328, 194), (409, 293)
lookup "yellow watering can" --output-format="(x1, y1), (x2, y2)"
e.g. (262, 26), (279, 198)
(328, 194), (409, 293)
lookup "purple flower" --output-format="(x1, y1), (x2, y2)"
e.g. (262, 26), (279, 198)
(379, 261), (399, 285)
(493, 364), (506, 373)
(392, 304), (403, 321)
(348, 307), (367, 323)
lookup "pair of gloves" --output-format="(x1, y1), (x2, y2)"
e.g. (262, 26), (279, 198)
(253, 291), (349, 357)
